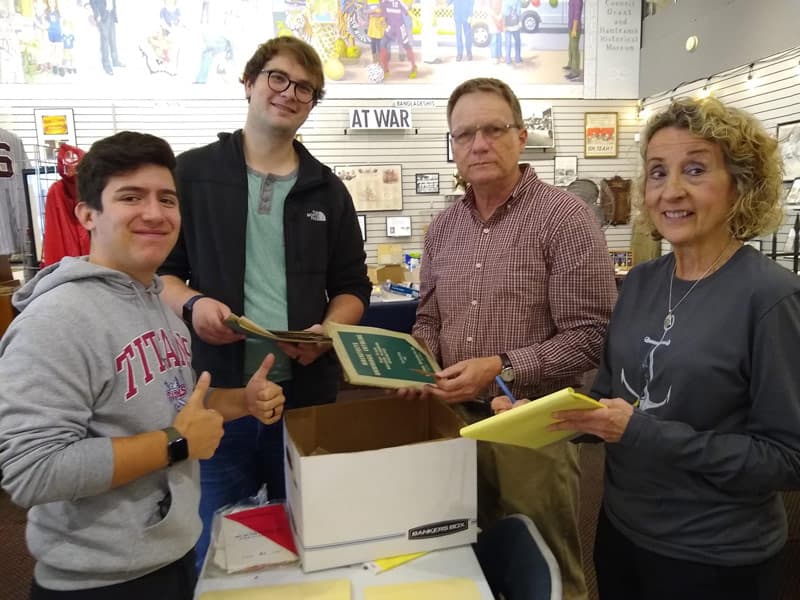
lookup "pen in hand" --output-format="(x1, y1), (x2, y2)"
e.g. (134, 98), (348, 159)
(494, 375), (517, 404)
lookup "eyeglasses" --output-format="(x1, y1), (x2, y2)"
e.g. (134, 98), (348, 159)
(449, 123), (520, 146)
(260, 69), (317, 104)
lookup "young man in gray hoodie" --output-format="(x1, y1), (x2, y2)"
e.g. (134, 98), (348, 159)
(0, 131), (286, 599)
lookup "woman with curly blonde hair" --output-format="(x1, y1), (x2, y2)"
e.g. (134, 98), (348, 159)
(496, 96), (800, 599)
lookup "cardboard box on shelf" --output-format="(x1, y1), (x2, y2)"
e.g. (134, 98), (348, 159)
(0, 255), (12, 282)
(367, 264), (407, 285)
(283, 394), (477, 572)
(376, 243), (404, 265)
(0, 279), (20, 338)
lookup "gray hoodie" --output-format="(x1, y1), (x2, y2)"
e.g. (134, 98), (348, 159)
(0, 257), (201, 590)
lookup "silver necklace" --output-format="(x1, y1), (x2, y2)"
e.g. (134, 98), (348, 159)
(664, 242), (732, 332)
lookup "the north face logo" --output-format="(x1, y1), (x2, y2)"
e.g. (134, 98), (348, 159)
(306, 210), (327, 222)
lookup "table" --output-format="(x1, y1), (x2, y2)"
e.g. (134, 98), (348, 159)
(195, 544), (493, 599)
(360, 297), (419, 334)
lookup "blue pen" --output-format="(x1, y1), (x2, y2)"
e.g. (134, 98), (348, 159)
(494, 375), (517, 404)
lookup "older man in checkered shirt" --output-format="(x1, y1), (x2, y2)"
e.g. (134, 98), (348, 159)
(406, 78), (617, 600)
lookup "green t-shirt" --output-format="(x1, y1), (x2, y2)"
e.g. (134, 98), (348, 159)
(243, 167), (298, 383)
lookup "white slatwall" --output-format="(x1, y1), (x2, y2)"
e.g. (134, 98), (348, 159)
(641, 47), (800, 271)
(1, 90), (639, 263)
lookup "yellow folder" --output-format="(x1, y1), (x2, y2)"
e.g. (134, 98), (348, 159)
(198, 579), (350, 600)
(459, 387), (603, 450)
(364, 577), (481, 600)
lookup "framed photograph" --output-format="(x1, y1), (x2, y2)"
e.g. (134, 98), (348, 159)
(786, 178), (800, 205)
(554, 156), (578, 187)
(386, 215), (412, 238)
(33, 108), (77, 162)
(415, 172), (439, 194)
(521, 103), (555, 149)
(334, 164), (402, 212)
(446, 133), (454, 162)
(584, 112), (618, 158)
(777, 120), (800, 181)
(357, 214), (367, 241)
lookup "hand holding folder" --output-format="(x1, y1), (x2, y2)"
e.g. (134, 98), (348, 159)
(459, 387), (604, 450)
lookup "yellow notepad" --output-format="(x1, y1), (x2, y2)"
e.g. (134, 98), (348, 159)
(364, 577), (481, 600)
(198, 579), (350, 600)
(459, 387), (603, 450)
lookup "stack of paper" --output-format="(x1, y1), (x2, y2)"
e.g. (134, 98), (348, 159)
(364, 577), (481, 600)
(199, 579), (351, 599)
(212, 504), (298, 573)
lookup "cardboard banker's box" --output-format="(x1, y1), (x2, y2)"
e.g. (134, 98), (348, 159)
(283, 395), (477, 572)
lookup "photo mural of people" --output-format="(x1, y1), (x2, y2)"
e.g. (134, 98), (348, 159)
(0, 0), (583, 87)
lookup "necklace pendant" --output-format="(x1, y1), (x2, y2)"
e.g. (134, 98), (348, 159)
(664, 312), (675, 331)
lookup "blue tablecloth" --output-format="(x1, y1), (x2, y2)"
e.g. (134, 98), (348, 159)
(360, 298), (419, 334)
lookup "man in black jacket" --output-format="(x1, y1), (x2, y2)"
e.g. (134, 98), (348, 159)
(158, 36), (370, 570)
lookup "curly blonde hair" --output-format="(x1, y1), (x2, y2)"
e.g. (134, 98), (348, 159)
(633, 97), (783, 240)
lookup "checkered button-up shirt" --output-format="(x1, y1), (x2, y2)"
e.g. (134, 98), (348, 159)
(413, 165), (617, 400)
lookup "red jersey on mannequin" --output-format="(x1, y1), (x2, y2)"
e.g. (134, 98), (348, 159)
(42, 144), (89, 266)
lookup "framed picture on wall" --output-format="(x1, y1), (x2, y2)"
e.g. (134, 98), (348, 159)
(446, 133), (454, 162)
(777, 120), (800, 181)
(333, 164), (402, 212)
(554, 156), (578, 186)
(33, 108), (77, 162)
(386, 215), (412, 237)
(357, 214), (366, 241)
(786, 179), (800, 205)
(584, 112), (618, 158)
(415, 173), (440, 194)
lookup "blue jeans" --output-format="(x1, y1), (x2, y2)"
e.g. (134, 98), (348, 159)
(505, 30), (521, 63)
(194, 381), (294, 571)
(455, 19), (472, 58)
(490, 32), (502, 59)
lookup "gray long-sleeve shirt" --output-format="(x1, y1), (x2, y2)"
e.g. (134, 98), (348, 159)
(592, 246), (800, 565)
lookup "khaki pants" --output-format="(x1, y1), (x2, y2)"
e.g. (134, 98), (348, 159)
(457, 404), (588, 600)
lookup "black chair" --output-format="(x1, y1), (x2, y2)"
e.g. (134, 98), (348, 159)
(475, 514), (562, 600)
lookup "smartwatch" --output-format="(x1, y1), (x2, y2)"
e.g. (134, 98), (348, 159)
(499, 352), (515, 383)
(182, 293), (205, 325)
(162, 426), (189, 466)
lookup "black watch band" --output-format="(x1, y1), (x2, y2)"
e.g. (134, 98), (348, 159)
(162, 426), (188, 466)
(182, 293), (205, 325)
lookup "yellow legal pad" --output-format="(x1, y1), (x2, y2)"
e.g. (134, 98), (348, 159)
(198, 579), (350, 600)
(459, 387), (603, 450)
(364, 577), (481, 600)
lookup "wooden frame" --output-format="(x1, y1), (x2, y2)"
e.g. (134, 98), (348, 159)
(333, 164), (403, 212)
(584, 112), (618, 158)
(777, 120), (800, 181)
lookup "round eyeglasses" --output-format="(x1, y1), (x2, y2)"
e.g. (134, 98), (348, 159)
(260, 69), (317, 104)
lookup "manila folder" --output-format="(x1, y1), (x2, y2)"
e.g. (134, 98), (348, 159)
(459, 387), (603, 450)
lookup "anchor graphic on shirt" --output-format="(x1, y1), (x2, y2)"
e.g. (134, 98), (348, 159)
(620, 335), (672, 411)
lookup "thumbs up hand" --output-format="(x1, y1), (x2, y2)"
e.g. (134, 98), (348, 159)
(246, 353), (286, 425)
(173, 371), (224, 460)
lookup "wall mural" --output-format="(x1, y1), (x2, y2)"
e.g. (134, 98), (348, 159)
(0, 0), (584, 88)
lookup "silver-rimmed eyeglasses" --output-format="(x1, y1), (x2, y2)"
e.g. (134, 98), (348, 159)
(449, 122), (520, 146)
(260, 69), (317, 104)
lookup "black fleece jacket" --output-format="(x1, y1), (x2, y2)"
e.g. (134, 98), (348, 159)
(159, 130), (370, 406)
